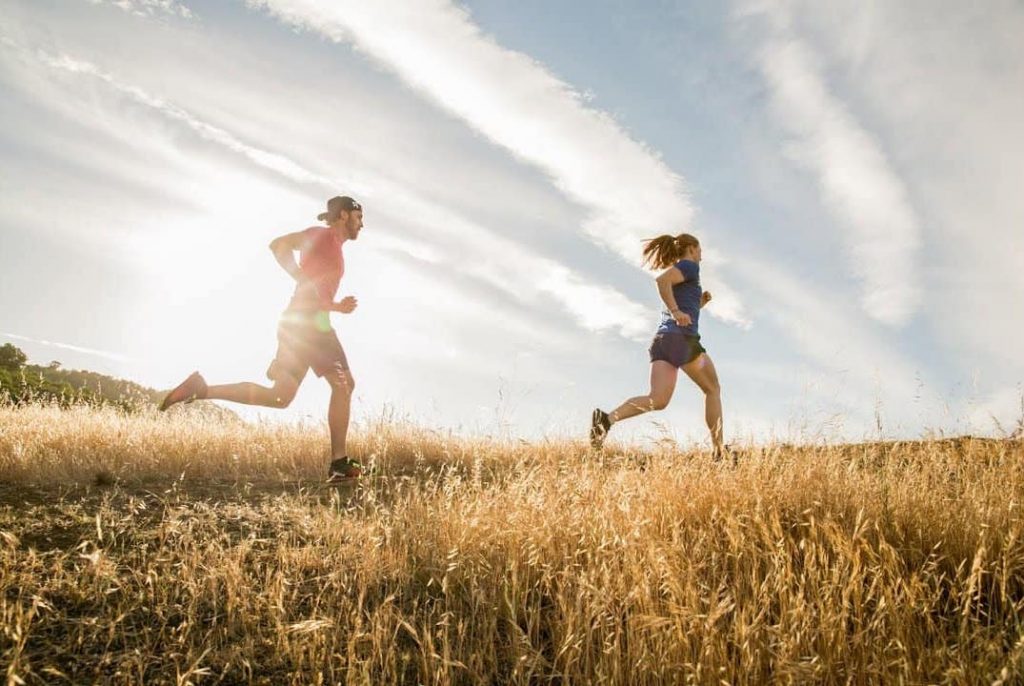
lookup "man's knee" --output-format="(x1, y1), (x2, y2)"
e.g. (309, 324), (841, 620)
(269, 380), (299, 408)
(271, 390), (296, 408)
(650, 395), (670, 411)
(328, 365), (354, 394)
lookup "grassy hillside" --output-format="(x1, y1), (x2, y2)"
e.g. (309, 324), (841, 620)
(0, 343), (159, 410)
(2, 403), (1023, 684)
(0, 343), (235, 420)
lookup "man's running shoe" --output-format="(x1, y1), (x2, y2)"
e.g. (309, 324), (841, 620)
(590, 408), (611, 449)
(327, 457), (363, 482)
(158, 371), (208, 411)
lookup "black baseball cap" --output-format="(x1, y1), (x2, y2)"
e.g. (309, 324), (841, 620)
(318, 195), (363, 221)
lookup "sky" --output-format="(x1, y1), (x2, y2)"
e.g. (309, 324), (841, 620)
(2, 0), (1023, 446)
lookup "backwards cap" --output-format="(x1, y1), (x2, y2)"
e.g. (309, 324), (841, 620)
(318, 196), (362, 222)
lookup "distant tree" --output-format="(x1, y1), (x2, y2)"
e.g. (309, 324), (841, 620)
(48, 360), (62, 370)
(0, 343), (28, 370)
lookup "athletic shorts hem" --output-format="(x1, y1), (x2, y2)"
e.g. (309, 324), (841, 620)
(267, 314), (349, 383)
(648, 332), (706, 368)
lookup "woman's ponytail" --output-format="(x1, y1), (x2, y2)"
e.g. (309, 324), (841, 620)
(642, 233), (698, 269)
(642, 235), (676, 269)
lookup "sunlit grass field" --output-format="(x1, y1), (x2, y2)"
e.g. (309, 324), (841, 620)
(2, 403), (1023, 684)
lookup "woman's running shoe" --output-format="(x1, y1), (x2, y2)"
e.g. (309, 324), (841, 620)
(590, 408), (611, 449)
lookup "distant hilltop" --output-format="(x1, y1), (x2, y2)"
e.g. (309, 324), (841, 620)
(0, 342), (236, 420)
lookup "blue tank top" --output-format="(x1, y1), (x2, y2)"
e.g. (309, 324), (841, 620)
(656, 259), (701, 336)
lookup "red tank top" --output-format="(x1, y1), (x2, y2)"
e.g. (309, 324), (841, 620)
(287, 227), (344, 311)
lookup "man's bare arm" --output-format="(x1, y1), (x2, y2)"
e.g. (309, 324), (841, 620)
(270, 231), (355, 313)
(268, 231), (308, 282)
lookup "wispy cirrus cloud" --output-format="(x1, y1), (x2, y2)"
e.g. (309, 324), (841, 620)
(85, 0), (193, 20)
(772, 0), (1024, 375)
(2, 332), (131, 362)
(730, 255), (921, 403)
(2, 36), (652, 340)
(247, 0), (751, 328)
(30, 51), (345, 190)
(736, 1), (922, 326)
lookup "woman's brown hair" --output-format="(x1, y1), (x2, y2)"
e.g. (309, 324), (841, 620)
(642, 233), (699, 270)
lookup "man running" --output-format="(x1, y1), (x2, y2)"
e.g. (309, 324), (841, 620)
(160, 195), (365, 482)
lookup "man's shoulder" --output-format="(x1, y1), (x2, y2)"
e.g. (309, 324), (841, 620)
(303, 226), (336, 246)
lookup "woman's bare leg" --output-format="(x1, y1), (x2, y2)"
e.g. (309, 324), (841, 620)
(609, 361), (679, 425)
(681, 353), (723, 453)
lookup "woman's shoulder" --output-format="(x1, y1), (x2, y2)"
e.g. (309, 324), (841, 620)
(673, 259), (699, 276)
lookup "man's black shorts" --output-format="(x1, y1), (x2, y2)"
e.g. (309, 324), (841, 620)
(266, 311), (349, 383)
(648, 332), (706, 368)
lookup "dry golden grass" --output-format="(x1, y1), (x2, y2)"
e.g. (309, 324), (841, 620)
(2, 402), (1024, 684)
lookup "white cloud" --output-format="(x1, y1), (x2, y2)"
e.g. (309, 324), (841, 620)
(86, 0), (193, 20)
(773, 0), (1024, 375)
(731, 254), (922, 403)
(737, 1), (922, 326)
(382, 186), (653, 340)
(35, 52), (343, 190)
(1, 36), (653, 341)
(247, 0), (751, 328)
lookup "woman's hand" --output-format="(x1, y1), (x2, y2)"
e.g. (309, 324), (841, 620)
(672, 309), (692, 327)
(334, 296), (358, 314)
(701, 291), (712, 308)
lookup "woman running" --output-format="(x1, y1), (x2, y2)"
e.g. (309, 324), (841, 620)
(590, 233), (726, 458)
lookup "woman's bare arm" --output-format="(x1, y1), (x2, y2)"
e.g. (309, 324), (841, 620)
(655, 266), (691, 327)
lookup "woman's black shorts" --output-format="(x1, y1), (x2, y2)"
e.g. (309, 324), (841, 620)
(648, 332), (706, 368)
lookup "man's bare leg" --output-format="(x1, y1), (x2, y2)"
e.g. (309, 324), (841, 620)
(160, 371), (299, 412)
(326, 367), (355, 459)
(206, 376), (300, 409)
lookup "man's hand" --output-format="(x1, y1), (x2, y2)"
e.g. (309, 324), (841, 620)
(333, 296), (358, 314)
(672, 309), (692, 327)
(701, 291), (713, 308)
